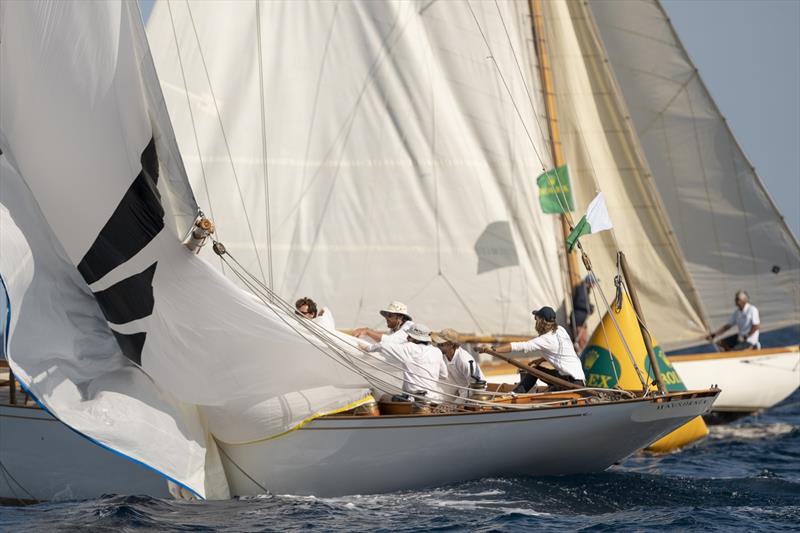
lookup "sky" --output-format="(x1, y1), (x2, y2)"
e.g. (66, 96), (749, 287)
(138, 0), (800, 238)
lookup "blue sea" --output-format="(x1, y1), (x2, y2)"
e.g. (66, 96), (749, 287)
(1, 389), (798, 532)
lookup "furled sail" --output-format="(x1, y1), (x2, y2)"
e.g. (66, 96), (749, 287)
(147, 0), (565, 335)
(0, 0), (373, 498)
(540, 0), (709, 350)
(589, 0), (800, 334)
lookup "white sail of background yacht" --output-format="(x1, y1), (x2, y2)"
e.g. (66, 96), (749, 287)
(146, 0), (566, 336)
(0, 0), (373, 499)
(589, 0), (800, 335)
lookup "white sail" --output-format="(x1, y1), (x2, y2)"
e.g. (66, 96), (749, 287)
(147, 0), (565, 335)
(0, 0), (373, 498)
(540, 0), (709, 350)
(589, 0), (800, 334)
(0, 161), (224, 497)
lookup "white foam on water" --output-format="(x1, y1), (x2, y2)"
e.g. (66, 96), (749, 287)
(710, 423), (795, 440)
(238, 493), (273, 501)
(501, 508), (552, 517)
(426, 499), (551, 516)
(452, 489), (506, 497)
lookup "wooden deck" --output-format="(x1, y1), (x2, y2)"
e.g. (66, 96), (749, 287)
(0, 361), (37, 408)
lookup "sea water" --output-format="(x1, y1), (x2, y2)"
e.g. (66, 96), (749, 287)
(1, 390), (798, 532)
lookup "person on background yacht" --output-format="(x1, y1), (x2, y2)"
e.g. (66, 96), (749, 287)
(487, 306), (585, 392)
(352, 301), (414, 344)
(363, 324), (448, 402)
(432, 328), (484, 398)
(706, 290), (760, 351)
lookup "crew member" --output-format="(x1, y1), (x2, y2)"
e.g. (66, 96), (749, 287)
(295, 297), (318, 319)
(571, 275), (596, 352)
(364, 324), (448, 402)
(707, 290), (760, 351)
(487, 306), (585, 392)
(352, 301), (414, 344)
(295, 297), (336, 329)
(432, 328), (485, 398)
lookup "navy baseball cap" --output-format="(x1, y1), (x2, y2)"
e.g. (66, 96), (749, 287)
(532, 306), (557, 321)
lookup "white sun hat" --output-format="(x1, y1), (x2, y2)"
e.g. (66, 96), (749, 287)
(406, 324), (432, 343)
(379, 301), (412, 320)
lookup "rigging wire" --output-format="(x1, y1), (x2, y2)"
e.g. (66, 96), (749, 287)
(165, 0), (226, 274)
(254, 0), (275, 292)
(0, 458), (36, 503)
(213, 242), (629, 407)
(470, 0), (574, 222)
(218, 250), (497, 408)
(215, 441), (270, 495)
(468, 0), (649, 392)
(493, 0), (552, 169)
(465, 0), (549, 175)
(468, 0), (578, 338)
(183, 0), (269, 286)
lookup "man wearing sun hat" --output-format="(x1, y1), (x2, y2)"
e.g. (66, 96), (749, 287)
(352, 301), (415, 344)
(487, 306), (585, 392)
(432, 328), (485, 398)
(363, 323), (448, 402)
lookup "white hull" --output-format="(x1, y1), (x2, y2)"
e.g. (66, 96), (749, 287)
(219, 391), (718, 497)
(0, 403), (169, 502)
(669, 347), (800, 413)
(483, 346), (800, 416)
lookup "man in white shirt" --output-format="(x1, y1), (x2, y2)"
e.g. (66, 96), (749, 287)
(707, 290), (761, 351)
(487, 306), (585, 392)
(364, 323), (448, 402)
(353, 301), (415, 344)
(432, 328), (485, 399)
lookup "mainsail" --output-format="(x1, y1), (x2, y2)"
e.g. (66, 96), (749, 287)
(589, 0), (800, 334)
(148, 0), (742, 349)
(147, 0), (565, 335)
(0, 0), (373, 498)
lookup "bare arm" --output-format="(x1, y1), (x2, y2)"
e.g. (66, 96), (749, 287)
(707, 323), (732, 340)
(487, 343), (513, 355)
(352, 327), (383, 342)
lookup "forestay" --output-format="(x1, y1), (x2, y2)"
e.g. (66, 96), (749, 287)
(589, 0), (800, 333)
(0, 0), (372, 498)
(147, 0), (565, 335)
(540, 0), (709, 350)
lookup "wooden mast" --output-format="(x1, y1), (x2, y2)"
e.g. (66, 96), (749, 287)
(619, 252), (667, 394)
(529, 0), (582, 299)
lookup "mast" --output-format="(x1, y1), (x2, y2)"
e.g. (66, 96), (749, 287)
(529, 0), (582, 296)
(619, 252), (667, 394)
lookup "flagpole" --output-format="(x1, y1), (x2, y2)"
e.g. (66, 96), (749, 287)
(530, 0), (582, 297)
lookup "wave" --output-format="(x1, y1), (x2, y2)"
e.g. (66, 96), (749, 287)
(710, 422), (796, 440)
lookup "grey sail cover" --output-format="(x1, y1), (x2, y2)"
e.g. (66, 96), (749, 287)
(590, 0), (800, 333)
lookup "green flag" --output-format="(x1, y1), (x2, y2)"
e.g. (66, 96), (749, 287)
(536, 164), (574, 214)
